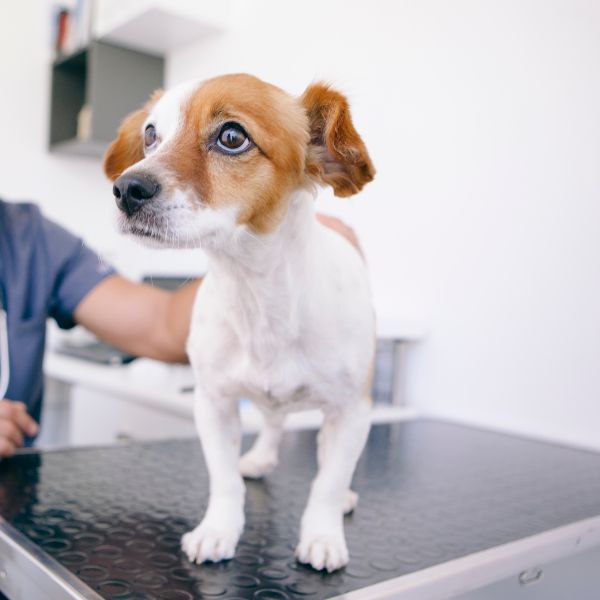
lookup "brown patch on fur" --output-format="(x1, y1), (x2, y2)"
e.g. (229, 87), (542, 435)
(104, 76), (374, 234)
(301, 83), (375, 197)
(103, 90), (164, 181)
(163, 74), (309, 234)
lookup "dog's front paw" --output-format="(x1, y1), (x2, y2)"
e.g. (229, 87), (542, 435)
(239, 450), (277, 479)
(181, 522), (241, 563)
(296, 530), (349, 572)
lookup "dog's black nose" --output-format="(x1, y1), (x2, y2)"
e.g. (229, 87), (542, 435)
(113, 174), (160, 216)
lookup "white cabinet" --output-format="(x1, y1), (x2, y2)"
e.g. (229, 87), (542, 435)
(69, 386), (195, 445)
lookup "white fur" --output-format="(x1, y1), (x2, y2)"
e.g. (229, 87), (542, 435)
(145, 80), (201, 152)
(120, 81), (375, 572)
(181, 189), (374, 572)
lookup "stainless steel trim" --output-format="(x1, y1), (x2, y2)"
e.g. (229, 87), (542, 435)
(330, 515), (600, 600)
(0, 517), (102, 600)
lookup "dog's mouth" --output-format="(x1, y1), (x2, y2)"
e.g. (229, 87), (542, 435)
(116, 197), (236, 251)
(117, 209), (208, 250)
(118, 213), (170, 244)
(129, 225), (163, 240)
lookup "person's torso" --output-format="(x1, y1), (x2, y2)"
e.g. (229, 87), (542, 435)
(0, 201), (51, 425)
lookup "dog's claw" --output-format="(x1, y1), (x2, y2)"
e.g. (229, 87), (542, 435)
(181, 523), (239, 563)
(296, 532), (349, 572)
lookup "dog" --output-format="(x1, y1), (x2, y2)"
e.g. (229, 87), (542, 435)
(104, 74), (376, 572)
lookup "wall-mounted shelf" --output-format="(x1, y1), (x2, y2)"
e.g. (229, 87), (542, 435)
(97, 7), (223, 55)
(49, 40), (164, 157)
(48, 2), (228, 158)
(93, 1), (229, 55)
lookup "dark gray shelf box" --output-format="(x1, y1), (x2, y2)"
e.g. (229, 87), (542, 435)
(49, 41), (164, 157)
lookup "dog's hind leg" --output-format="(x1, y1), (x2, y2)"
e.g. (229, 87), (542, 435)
(239, 408), (285, 479)
(317, 426), (359, 515)
(181, 390), (245, 564)
(296, 399), (370, 572)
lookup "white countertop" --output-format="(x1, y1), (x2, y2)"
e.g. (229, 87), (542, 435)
(44, 352), (417, 432)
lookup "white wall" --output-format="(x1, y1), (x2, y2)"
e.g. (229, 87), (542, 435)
(1, 1), (600, 449)
(168, 1), (600, 448)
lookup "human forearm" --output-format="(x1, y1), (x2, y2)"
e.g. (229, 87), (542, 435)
(161, 278), (202, 362)
(75, 275), (201, 363)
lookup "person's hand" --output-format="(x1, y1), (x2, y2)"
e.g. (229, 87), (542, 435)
(316, 214), (364, 257)
(0, 400), (38, 457)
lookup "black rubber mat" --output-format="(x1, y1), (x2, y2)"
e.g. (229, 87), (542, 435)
(1, 420), (600, 599)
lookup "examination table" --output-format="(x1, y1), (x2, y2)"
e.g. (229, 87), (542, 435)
(0, 420), (599, 600)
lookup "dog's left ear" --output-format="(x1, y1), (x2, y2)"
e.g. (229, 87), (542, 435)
(103, 89), (163, 181)
(301, 83), (375, 197)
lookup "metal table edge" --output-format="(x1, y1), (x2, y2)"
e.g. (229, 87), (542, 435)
(329, 514), (600, 600)
(0, 517), (102, 600)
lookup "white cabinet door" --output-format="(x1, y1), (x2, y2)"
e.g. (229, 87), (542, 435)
(69, 385), (196, 446)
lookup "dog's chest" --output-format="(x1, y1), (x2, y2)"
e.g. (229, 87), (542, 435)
(224, 342), (321, 410)
(189, 306), (341, 415)
(189, 312), (325, 411)
(188, 221), (372, 410)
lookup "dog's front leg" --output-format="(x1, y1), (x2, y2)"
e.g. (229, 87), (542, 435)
(296, 400), (370, 572)
(181, 390), (245, 563)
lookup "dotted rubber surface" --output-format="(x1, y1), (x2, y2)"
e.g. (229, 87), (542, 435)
(1, 420), (600, 599)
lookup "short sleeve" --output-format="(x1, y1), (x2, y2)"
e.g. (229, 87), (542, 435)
(43, 218), (117, 329)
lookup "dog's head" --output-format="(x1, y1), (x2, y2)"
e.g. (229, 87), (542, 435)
(104, 74), (374, 248)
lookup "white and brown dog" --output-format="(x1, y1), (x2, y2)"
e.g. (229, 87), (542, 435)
(104, 74), (376, 572)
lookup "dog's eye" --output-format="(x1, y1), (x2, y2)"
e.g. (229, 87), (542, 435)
(216, 123), (251, 154)
(144, 124), (157, 148)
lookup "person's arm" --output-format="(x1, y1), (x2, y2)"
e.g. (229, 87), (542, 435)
(73, 215), (358, 363)
(74, 276), (201, 363)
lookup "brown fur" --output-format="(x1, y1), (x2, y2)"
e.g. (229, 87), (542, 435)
(164, 74), (308, 233)
(103, 75), (375, 234)
(156, 75), (308, 233)
(301, 83), (375, 197)
(103, 90), (164, 181)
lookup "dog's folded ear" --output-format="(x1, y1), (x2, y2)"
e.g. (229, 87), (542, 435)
(301, 83), (375, 197)
(103, 89), (163, 181)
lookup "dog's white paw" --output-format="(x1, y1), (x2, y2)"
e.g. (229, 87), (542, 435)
(239, 450), (277, 479)
(181, 522), (240, 563)
(343, 490), (359, 515)
(296, 530), (349, 572)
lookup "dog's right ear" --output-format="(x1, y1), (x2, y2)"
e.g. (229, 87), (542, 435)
(103, 90), (163, 181)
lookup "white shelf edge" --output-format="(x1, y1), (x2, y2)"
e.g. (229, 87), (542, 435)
(95, 6), (225, 55)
